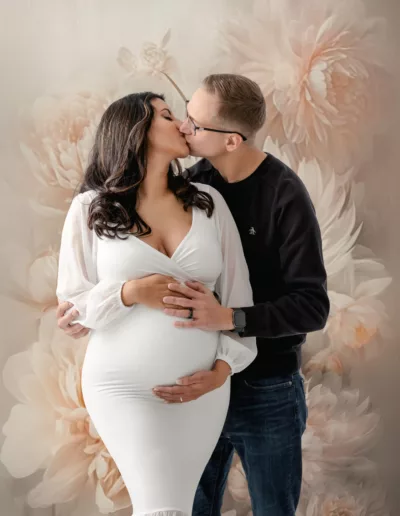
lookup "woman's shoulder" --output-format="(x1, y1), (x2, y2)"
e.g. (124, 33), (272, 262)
(71, 189), (97, 208)
(65, 190), (97, 222)
(191, 182), (225, 204)
(191, 182), (229, 215)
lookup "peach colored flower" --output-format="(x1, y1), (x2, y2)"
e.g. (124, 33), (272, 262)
(264, 139), (359, 283)
(227, 380), (379, 502)
(1, 310), (130, 513)
(302, 381), (379, 491)
(221, 0), (388, 171)
(326, 276), (391, 351)
(227, 455), (251, 505)
(20, 91), (110, 218)
(1, 245), (59, 314)
(304, 271), (391, 374)
(296, 160), (358, 282)
(298, 487), (386, 516)
(27, 247), (59, 309)
(303, 349), (344, 376)
(263, 140), (392, 373)
(318, 495), (363, 516)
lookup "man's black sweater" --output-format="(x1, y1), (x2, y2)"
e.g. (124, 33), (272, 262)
(186, 153), (330, 380)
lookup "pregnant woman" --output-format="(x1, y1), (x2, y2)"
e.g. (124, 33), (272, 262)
(56, 92), (256, 516)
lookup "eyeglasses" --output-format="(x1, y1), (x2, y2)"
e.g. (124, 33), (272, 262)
(185, 113), (248, 142)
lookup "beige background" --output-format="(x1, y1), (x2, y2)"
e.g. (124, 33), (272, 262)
(350, 1), (400, 513)
(0, 0), (399, 514)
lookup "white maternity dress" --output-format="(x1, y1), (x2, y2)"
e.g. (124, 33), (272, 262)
(56, 183), (257, 516)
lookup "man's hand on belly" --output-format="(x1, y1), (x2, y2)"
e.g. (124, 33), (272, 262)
(152, 360), (231, 403)
(163, 281), (234, 331)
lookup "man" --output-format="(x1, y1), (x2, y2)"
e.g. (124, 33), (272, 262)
(57, 74), (329, 515)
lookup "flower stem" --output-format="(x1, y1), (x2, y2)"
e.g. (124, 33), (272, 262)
(161, 72), (188, 103)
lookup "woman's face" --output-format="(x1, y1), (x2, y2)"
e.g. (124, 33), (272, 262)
(147, 98), (190, 160)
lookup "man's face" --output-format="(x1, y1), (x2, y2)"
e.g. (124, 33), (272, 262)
(180, 87), (230, 159)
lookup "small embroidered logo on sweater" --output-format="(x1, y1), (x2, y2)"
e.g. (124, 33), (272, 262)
(249, 227), (256, 236)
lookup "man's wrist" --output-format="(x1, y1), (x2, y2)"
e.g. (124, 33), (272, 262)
(221, 307), (234, 331)
(230, 308), (247, 335)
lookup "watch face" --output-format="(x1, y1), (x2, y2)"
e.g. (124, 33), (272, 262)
(234, 309), (246, 329)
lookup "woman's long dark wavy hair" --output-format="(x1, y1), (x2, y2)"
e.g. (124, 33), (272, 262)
(79, 92), (214, 239)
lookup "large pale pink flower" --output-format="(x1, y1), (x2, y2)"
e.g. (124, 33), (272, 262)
(20, 91), (110, 218)
(1, 310), (130, 513)
(302, 380), (379, 491)
(227, 455), (251, 505)
(303, 258), (391, 375)
(303, 349), (345, 377)
(327, 288), (389, 351)
(27, 247), (59, 309)
(221, 0), (388, 170)
(263, 141), (392, 374)
(325, 248), (392, 350)
(264, 139), (359, 284)
(298, 486), (386, 516)
(307, 493), (364, 516)
(1, 245), (59, 314)
(227, 380), (379, 503)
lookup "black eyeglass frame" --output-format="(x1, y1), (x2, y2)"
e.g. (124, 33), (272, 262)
(185, 113), (248, 142)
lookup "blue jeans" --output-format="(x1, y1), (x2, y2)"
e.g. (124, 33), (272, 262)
(192, 371), (307, 516)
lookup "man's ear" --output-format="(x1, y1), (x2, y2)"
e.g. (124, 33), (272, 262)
(226, 134), (243, 152)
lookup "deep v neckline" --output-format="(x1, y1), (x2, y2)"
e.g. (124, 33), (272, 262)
(133, 207), (196, 261)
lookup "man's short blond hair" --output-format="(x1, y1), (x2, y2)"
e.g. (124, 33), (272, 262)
(202, 74), (266, 139)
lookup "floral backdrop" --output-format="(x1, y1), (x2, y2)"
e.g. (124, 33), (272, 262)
(0, 0), (398, 515)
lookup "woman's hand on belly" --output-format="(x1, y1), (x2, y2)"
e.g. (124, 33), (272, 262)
(152, 359), (232, 403)
(122, 274), (191, 310)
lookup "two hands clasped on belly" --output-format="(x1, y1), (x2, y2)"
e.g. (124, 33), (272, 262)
(57, 273), (234, 403)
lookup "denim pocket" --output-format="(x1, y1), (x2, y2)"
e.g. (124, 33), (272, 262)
(244, 375), (293, 391)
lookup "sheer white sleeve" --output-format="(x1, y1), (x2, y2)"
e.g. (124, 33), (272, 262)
(195, 183), (257, 375)
(56, 191), (134, 330)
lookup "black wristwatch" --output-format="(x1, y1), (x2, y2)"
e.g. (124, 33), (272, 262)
(231, 308), (246, 334)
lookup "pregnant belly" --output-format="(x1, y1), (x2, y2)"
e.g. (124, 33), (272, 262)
(82, 305), (219, 397)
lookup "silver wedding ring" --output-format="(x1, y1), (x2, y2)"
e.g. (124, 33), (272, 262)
(187, 308), (194, 319)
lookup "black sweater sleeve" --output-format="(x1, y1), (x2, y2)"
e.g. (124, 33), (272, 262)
(241, 176), (330, 338)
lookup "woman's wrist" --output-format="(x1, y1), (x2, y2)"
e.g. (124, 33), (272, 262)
(121, 280), (139, 306)
(213, 359), (232, 381)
